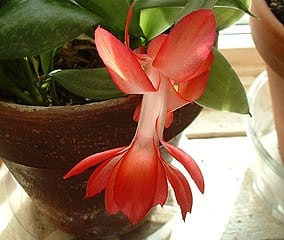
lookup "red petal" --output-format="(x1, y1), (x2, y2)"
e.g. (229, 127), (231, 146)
(163, 163), (193, 220)
(113, 138), (159, 223)
(153, 10), (216, 82)
(63, 147), (125, 179)
(165, 79), (189, 112)
(161, 140), (204, 193)
(133, 102), (141, 122)
(152, 157), (168, 206)
(85, 158), (119, 198)
(95, 27), (155, 94)
(144, 64), (161, 90)
(165, 112), (174, 128)
(105, 161), (122, 215)
(186, 51), (214, 80)
(147, 34), (168, 59)
(124, 2), (135, 47)
(178, 70), (210, 102)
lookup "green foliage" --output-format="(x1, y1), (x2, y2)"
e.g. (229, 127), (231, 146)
(50, 68), (124, 101)
(0, 0), (251, 112)
(0, 59), (44, 105)
(214, 0), (251, 30)
(0, 0), (7, 7)
(138, 0), (251, 41)
(74, 0), (143, 39)
(139, 0), (217, 39)
(197, 48), (249, 114)
(0, 0), (101, 59)
(140, 7), (180, 40)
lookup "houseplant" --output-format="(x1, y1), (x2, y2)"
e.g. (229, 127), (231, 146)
(0, 0), (250, 239)
(247, 0), (284, 223)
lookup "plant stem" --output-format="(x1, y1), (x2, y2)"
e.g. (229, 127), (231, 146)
(9, 88), (35, 105)
(20, 58), (45, 105)
(49, 79), (60, 105)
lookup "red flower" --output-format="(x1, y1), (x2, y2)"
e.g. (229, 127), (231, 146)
(64, 5), (216, 224)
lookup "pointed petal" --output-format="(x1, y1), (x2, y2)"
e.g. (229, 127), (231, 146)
(85, 158), (119, 198)
(165, 79), (189, 112)
(152, 157), (168, 206)
(133, 102), (141, 122)
(153, 10), (216, 82)
(64, 146), (125, 179)
(105, 161), (122, 215)
(161, 140), (204, 193)
(142, 35), (168, 89)
(178, 70), (210, 102)
(164, 163), (193, 220)
(185, 51), (214, 80)
(144, 64), (161, 90)
(165, 111), (174, 128)
(113, 138), (159, 223)
(147, 34), (168, 59)
(95, 27), (155, 94)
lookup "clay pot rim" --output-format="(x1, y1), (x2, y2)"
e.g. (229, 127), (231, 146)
(252, 0), (284, 38)
(0, 95), (140, 115)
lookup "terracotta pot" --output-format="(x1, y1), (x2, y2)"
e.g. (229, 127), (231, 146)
(0, 95), (202, 239)
(250, 0), (284, 160)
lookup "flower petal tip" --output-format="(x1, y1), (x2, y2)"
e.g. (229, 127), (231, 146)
(63, 172), (73, 179)
(83, 194), (89, 200)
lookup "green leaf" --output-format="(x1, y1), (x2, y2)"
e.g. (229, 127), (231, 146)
(174, 0), (217, 21)
(0, 0), (7, 7)
(0, 0), (101, 59)
(49, 68), (124, 101)
(40, 49), (57, 76)
(75, 0), (142, 38)
(140, 7), (180, 40)
(215, 0), (251, 14)
(138, 0), (216, 40)
(134, 0), (188, 9)
(197, 48), (249, 114)
(136, 0), (216, 18)
(0, 61), (35, 104)
(214, 0), (251, 30)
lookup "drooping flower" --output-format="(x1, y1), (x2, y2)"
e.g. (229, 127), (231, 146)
(64, 4), (216, 224)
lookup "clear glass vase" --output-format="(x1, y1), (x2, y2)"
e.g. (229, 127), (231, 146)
(245, 71), (284, 223)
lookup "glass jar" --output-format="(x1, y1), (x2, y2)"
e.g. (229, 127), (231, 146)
(245, 71), (284, 223)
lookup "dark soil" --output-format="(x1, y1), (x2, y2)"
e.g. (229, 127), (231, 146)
(52, 36), (106, 105)
(266, 0), (284, 24)
(54, 36), (104, 70)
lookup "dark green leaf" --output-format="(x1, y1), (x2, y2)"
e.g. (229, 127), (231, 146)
(0, 0), (7, 7)
(0, 62), (35, 104)
(75, 0), (142, 38)
(134, 0), (187, 9)
(197, 48), (249, 114)
(50, 68), (124, 101)
(40, 50), (57, 75)
(0, 0), (101, 59)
